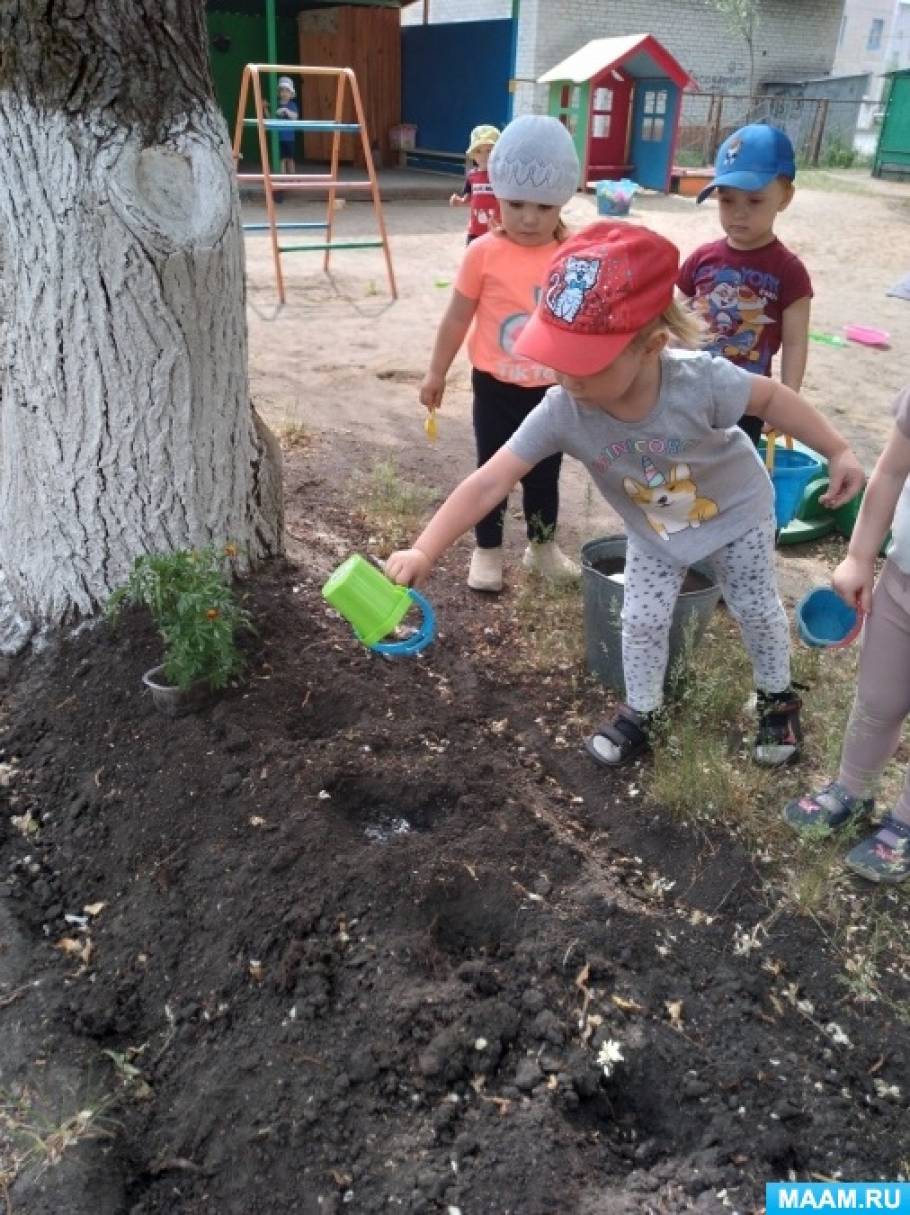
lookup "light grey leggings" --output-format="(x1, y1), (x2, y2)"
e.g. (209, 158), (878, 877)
(839, 558), (910, 824)
(622, 513), (791, 713)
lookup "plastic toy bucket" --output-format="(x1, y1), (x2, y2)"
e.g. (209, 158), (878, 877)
(796, 587), (862, 649)
(321, 555), (435, 655)
(768, 449), (823, 527)
(595, 178), (638, 217)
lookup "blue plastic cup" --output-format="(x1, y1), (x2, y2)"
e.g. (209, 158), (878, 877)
(796, 587), (862, 648)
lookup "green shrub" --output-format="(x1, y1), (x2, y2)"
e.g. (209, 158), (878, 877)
(820, 140), (858, 169)
(107, 546), (253, 690)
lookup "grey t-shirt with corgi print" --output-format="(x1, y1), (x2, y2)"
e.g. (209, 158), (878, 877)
(507, 349), (774, 567)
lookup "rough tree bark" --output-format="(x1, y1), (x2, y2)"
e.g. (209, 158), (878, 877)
(0, 0), (283, 653)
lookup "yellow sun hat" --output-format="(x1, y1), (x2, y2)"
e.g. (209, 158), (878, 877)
(466, 124), (501, 155)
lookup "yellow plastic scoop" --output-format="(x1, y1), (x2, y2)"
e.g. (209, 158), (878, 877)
(424, 409), (439, 442)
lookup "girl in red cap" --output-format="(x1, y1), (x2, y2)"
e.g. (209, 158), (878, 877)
(390, 221), (864, 769)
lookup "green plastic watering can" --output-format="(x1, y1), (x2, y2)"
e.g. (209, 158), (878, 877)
(321, 554), (435, 656)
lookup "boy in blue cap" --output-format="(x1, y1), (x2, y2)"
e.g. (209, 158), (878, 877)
(678, 124), (812, 448)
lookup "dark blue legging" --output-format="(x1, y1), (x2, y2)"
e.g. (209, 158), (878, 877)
(471, 368), (563, 549)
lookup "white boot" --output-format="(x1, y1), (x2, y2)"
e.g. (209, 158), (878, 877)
(468, 546), (504, 592)
(522, 540), (580, 583)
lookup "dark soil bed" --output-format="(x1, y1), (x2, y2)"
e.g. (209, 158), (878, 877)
(1, 447), (908, 1215)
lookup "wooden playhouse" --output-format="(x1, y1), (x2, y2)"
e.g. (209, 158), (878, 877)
(538, 34), (695, 192)
(207, 0), (419, 166)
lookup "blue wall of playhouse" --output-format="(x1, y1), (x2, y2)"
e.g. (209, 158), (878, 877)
(402, 19), (514, 170)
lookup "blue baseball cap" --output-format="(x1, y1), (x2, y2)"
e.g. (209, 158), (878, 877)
(697, 123), (796, 203)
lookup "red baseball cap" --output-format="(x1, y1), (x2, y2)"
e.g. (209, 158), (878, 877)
(514, 221), (680, 377)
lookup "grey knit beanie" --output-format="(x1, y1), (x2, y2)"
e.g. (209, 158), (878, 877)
(488, 115), (580, 206)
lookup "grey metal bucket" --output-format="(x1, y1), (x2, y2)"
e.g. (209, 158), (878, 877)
(581, 536), (723, 695)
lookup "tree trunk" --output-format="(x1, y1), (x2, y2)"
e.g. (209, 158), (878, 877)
(0, 1), (283, 653)
(746, 38), (756, 108)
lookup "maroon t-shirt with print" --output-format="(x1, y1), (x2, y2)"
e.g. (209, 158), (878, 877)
(677, 237), (813, 377)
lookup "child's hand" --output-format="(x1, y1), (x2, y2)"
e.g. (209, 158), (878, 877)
(821, 449), (865, 509)
(419, 372), (445, 412)
(386, 548), (432, 588)
(449, 193), (466, 207)
(832, 553), (875, 614)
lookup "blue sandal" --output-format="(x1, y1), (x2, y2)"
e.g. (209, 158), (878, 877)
(783, 781), (873, 835)
(844, 814), (910, 884)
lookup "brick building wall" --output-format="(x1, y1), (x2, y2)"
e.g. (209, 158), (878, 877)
(515, 0), (845, 113)
(403, 1), (846, 113)
(401, 0), (511, 24)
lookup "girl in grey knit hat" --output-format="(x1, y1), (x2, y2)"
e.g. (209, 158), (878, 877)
(419, 115), (581, 592)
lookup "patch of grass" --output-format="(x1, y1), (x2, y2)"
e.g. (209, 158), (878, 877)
(646, 610), (862, 849)
(774, 828), (861, 918)
(356, 458), (438, 552)
(277, 419), (309, 450)
(797, 141), (871, 172)
(829, 900), (910, 1023)
(0, 1087), (118, 1194)
(511, 576), (586, 676)
(673, 147), (709, 168)
(644, 604), (910, 1015)
(651, 714), (763, 824)
(796, 168), (878, 195)
(649, 618), (769, 827)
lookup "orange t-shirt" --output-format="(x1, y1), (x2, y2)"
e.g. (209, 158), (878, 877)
(454, 233), (558, 387)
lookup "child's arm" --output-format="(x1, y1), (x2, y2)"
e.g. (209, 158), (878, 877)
(779, 296), (811, 393)
(746, 377), (865, 506)
(420, 289), (478, 411)
(450, 178), (471, 207)
(833, 425), (910, 613)
(386, 447), (533, 587)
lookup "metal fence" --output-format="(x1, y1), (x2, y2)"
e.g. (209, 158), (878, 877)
(676, 92), (864, 167)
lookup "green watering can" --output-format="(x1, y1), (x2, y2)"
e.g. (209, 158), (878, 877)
(321, 554), (436, 656)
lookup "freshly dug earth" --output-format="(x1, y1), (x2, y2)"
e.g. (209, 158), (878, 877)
(1, 443), (908, 1215)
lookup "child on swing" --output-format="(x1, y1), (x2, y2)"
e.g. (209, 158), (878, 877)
(390, 221), (865, 768)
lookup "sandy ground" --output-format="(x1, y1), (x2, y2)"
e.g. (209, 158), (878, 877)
(243, 171), (910, 598)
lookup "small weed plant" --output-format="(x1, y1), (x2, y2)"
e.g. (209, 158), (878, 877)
(357, 459), (438, 551)
(648, 615), (767, 827)
(0, 1086), (118, 1193)
(107, 545), (252, 691)
(277, 419), (309, 450)
(512, 576), (585, 676)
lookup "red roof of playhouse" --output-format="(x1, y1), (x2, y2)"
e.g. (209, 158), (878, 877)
(538, 34), (696, 91)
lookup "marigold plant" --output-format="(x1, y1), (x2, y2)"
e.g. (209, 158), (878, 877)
(106, 546), (253, 690)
